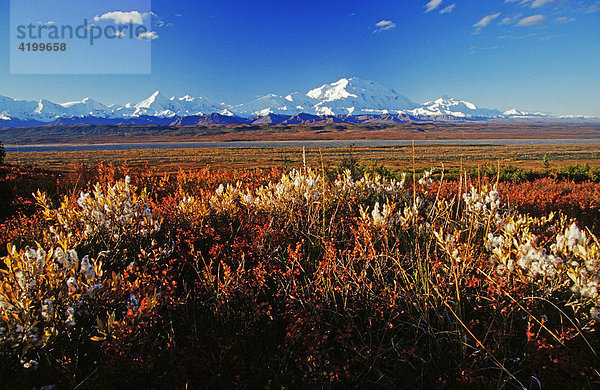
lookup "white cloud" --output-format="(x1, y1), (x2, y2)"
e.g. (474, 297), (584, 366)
(516, 14), (546, 26)
(504, 0), (533, 6)
(497, 32), (538, 39)
(555, 16), (575, 23)
(440, 4), (456, 14)
(498, 14), (522, 25)
(373, 20), (397, 33)
(538, 34), (563, 40)
(94, 11), (149, 25)
(473, 12), (501, 31)
(425, 0), (443, 13)
(137, 31), (159, 40)
(587, 0), (600, 13)
(505, 0), (559, 8)
(470, 45), (499, 51)
(530, 0), (555, 7)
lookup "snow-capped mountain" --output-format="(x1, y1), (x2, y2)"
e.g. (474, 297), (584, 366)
(0, 95), (117, 121)
(0, 77), (583, 128)
(502, 109), (549, 118)
(230, 78), (419, 117)
(305, 77), (419, 116)
(409, 96), (502, 118)
(128, 91), (224, 118)
(60, 98), (113, 118)
(229, 93), (315, 117)
(0, 96), (41, 121)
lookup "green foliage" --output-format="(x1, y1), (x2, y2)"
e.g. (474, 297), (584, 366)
(337, 147), (359, 178)
(279, 151), (293, 171)
(553, 163), (600, 182)
(476, 163), (534, 183)
(332, 147), (403, 182)
(359, 161), (398, 180)
(542, 154), (550, 169)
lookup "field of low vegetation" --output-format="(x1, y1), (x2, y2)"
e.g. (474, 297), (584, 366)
(2, 149), (600, 388)
(2, 122), (600, 145)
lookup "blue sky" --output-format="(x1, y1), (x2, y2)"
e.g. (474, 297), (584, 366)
(9, 0), (152, 74)
(1, 0), (599, 116)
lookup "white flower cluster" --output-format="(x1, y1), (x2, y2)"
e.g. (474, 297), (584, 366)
(418, 169), (433, 186)
(433, 230), (463, 263)
(360, 201), (393, 229)
(24, 247), (47, 269)
(244, 168), (322, 212)
(209, 183), (244, 214)
(552, 223), (600, 299)
(54, 248), (78, 269)
(484, 210), (600, 302)
(360, 201), (418, 230)
(1, 245), (103, 353)
(74, 176), (160, 238)
(207, 169), (323, 214)
(207, 168), (411, 217)
(554, 223), (588, 254)
(333, 169), (406, 201)
(1, 246), (48, 316)
(41, 299), (54, 321)
(516, 240), (563, 279)
(65, 307), (76, 327)
(357, 171), (443, 231)
(485, 213), (563, 279)
(462, 185), (503, 227)
(178, 195), (197, 214)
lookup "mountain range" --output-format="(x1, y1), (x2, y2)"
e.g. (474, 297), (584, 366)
(0, 77), (593, 128)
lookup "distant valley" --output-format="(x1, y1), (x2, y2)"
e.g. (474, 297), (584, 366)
(3, 122), (600, 147)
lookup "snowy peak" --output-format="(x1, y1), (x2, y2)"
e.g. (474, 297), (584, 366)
(430, 96), (477, 110)
(179, 95), (195, 102)
(410, 96), (501, 118)
(130, 91), (223, 118)
(134, 91), (166, 109)
(295, 77), (419, 116)
(504, 109), (524, 116)
(59, 98), (113, 118)
(0, 77), (584, 125)
(503, 108), (549, 117)
(33, 99), (74, 120)
(307, 78), (357, 101)
(231, 91), (316, 117)
(131, 91), (176, 117)
(0, 96), (42, 121)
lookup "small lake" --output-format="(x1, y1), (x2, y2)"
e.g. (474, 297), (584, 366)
(6, 139), (600, 153)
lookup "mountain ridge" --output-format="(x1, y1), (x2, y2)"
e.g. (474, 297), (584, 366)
(0, 77), (595, 128)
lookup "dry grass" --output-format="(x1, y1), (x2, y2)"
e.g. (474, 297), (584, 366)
(2, 154), (600, 388)
(6, 143), (600, 173)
